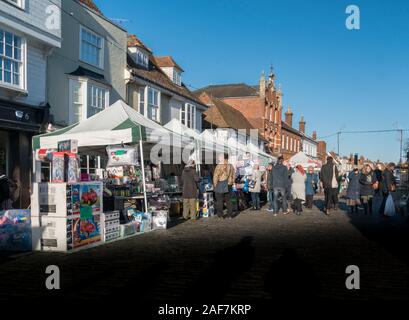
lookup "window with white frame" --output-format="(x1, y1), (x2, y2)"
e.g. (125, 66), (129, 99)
(0, 29), (23, 88)
(138, 87), (145, 115)
(135, 49), (148, 68)
(286, 136), (289, 150)
(5, 0), (25, 9)
(173, 70), (181, 86)
(69, 79), (109, 124)
(80, 26), (104, 69)
(147, 87), (160, 121)
(88, 84), (108, 117)
(181, 103), (196, 129)
(281, 134), (285, 149)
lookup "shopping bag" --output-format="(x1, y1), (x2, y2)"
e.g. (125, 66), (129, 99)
(384, 194), (396, 216)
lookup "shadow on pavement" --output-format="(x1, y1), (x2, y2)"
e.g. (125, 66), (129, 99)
(264, 248), (321, 299)
(182, 236), (255, 301)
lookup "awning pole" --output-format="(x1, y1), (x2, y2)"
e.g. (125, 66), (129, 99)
(140, 140), (148, 212)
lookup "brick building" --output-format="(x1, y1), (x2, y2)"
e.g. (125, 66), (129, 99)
(196, 68), (326, 160)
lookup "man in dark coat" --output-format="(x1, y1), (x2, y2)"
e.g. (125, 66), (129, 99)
(272, 156), (290, 215)
(379, 162), (397, 215)
(266, 163), (274, 212)
(181, 160), (199, 220)
(319, 156), (339, 215)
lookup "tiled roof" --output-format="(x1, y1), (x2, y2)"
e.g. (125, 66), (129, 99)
(198, 92), (266, 143)
(195, 83), (259, 98)
(127, 54), (205, 108)
(154, 56), (184, 72)
(77, 0), (102, 14)
(127, 34), (152, 53)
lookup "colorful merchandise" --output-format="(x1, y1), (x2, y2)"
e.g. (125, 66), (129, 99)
(66, 153), (80, 183)
(0, 210), (31, 251)
(58, 139), (78, 154)
(152, 210), (168, 230)
(73, 214), (101, 248)
(106, 145), (139, 167)
(51, 152), (65, 182)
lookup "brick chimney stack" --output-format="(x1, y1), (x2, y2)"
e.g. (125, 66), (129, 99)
(259, 70), (266, 98)
(312, 131), (317, 140)
(285, 106), (293, 127)
(299, 116), (306, 134)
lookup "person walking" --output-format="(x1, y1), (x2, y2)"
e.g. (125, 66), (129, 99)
(379, 162), (397, 215)
(291, 165), (307, 215)
(266, 163), (274, 212)
(272, 156), (290, 215)
(249, 164), (263, 210)
(374, 163), (383, 195)
(305, 166), (318, 209)
(213, 153), (235, 219)
(181, 160), (199, 220)
(320, 156), (339, 215)
(359, 164), (377, 215)
(346, 167), (360, 213)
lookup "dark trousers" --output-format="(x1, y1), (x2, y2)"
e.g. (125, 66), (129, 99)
(306, 195), (314, 208)
(293, 198), (303, 212)
(379, 191), (389, 215)
(251, 192), (260, 209)
(324, 188), (338, 210)
(215, 191), (233, 217)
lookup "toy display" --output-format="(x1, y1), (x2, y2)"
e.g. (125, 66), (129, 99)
(201, 192), (214, 218)
(73, 214), (101, 248)
(0, 210), (31, 251)
(66, 153), (80, 183)
(31, 182), (103, 252)
(51, 152), (65, 182)
(58, 139), (78, 154)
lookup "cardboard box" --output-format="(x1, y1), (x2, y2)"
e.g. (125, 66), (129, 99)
(31, 215), (73, 252)
(58, 139), (78, 154)
(72, 214), (101, 249)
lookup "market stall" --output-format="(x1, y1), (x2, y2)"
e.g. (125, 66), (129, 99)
(30, 100), (187, 252)
(288, 151), (322, 170)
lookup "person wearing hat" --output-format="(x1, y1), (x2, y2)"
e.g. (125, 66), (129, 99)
(181, 159), (199, 220)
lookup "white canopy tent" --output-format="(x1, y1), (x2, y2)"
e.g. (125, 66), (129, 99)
(289, 151), (321, 169)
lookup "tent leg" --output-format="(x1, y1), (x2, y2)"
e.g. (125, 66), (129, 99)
(140, 140), (148, 212)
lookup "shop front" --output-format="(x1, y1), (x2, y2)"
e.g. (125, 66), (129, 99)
(0, 99), (46, 208)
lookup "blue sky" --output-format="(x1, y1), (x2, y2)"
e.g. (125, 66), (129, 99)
(95, 0), (409, 162)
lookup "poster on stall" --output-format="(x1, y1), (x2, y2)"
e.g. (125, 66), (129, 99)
(73, 214), (101, 248)
(78, 183), (102, 214)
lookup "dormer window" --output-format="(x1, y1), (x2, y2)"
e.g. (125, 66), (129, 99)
(135, 48), (148, 68)
(173, 70), (181, 86)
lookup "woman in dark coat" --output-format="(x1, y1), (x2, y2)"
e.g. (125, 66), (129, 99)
(379, 162), (397, 215)
(359, 164), (377, 214)
(346, 167), (360, 213)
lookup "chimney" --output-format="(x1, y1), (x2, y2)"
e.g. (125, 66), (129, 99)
(312, 131), (317, 140)
(285, 106), (293, 127)
(299, 116), (306, 134)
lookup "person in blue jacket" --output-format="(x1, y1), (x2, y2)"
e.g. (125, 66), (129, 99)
(305, 166), (319, 209)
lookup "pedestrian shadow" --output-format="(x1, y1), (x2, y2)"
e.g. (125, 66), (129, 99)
(182, 236), (255, 301)
(263, 248), (321, 299)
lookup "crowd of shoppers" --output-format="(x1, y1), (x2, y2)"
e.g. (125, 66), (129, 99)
(181, 153), (399, 219)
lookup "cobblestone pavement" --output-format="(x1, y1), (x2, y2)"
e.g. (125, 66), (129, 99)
(1, 195), (409, 302)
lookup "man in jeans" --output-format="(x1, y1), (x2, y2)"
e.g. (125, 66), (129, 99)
(266, 163), (274, 212)
(272, 156), (290, 215)
(213, 153), (235, 219)
(319, 156), (339, 215)
(181, 160), (199, 220)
